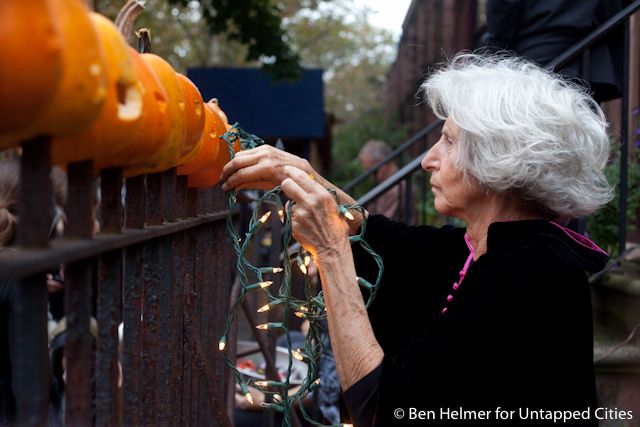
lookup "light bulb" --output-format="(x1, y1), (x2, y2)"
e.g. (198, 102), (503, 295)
(340, 205), (355, 220)
(292, 349), (304, 361)
(218, 338), (226, 351)
(278, 209), (285, 223)
(299, 263), (308, 275)
(254, 380), (268, 387)
(258, 211), (271, 223)
(272, 267), (283, 273)
(304, 255), (311, 266)
(257, 304), (270, 313)
(256, 324), (269, 330)
(295, 312), (306, 318)
(245, 392), (254, 404)
(259, 281), (273, 288)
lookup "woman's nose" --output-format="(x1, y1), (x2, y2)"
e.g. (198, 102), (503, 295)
(421, 144), (438, 171)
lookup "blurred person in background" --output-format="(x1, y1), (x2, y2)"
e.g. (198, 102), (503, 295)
(358, 140), (417, 224)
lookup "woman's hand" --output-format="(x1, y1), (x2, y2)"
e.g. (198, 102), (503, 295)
(280, 166), (350, 260)
(220, 145), (312, 191)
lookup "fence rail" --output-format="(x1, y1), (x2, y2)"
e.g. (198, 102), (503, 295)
(1, 138), (235, 426)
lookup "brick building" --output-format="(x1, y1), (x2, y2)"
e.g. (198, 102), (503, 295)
(384, 0), (478, 137)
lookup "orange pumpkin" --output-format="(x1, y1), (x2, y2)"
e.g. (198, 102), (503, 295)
(125, 53), (186, 177)
(1, 0), (107, 148)
(175, 74), (205, 166)
(94, 48), (171, 172)
(0, 0), (62, 135)
(52, 12), (142, 166)
(178, 102), (214, 176)
(186, 102), (234, 188)
(209, 98), (240, 152)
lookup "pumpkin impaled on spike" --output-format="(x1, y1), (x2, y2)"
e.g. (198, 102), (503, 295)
(175, 74), (205, 167)
(125, 53), (187, 177)
(94, 48), (171, 172)
(52, 12), (143, 167)
(1, 0), (108, 149)
(0, 0), (63, 136)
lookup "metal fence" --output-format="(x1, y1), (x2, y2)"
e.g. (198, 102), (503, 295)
(1, 138), (235, 426)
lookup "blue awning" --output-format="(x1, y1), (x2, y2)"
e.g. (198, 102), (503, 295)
(187, 68), (324, 139)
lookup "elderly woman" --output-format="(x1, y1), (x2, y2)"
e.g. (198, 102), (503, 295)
(221, 54), (611, 426)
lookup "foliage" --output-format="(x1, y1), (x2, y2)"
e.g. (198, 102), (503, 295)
(285, 1), (396, 121)
(170, 0), (303, 80)
(587, 146), (640, 258)
(96, 0), (304, 78)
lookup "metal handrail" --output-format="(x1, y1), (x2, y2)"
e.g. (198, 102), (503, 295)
(341, 120), (442, 193)
(548, 0), (640, 70)
(358, 0), (639, 214)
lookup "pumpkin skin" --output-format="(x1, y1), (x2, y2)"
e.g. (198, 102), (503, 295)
(177, 102), (214, 176)
(125, 53), (186, 177)
(1, 0), (107, 148)
(175, 74), (205, 166)
(52, 12), (142, 166)
(186, 102), (234, 188)
(209, 98), (240, 152)
(0, 0), (62, 135)
(94, 48), (171, 172)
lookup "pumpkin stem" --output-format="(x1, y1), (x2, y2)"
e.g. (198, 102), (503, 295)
(136, 28), (153, 54)
(115, 0), (145, 41)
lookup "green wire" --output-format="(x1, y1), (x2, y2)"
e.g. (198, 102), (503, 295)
(220, 125), (384, 426)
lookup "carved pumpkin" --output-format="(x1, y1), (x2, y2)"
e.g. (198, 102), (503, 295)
(94, 48), (170, 172)
(209, 98), (240, 151)
(0, 0), (62, 135)
(175, 74), (205, 166)
(178, 103), (214, 176)
(125, 53), (186, 177)
(52, 12), (142, 166)
(186, 102), (233, 188)
(1, 0), (107, 148)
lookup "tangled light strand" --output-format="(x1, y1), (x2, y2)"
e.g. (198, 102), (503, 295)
(219, 125), (383, 426)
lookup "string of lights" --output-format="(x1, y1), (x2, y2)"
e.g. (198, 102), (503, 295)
(218, 126), (383, 427)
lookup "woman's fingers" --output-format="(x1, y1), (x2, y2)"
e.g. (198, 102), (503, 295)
(283, 166), (325, 194)
(221, 163), (271, 191)
(280, 174), (308, 203)
(220, 149), (261, 183)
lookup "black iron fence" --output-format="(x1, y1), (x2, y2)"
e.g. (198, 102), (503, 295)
(1, 139), (235, 426)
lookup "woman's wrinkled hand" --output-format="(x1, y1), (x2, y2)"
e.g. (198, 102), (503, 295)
(220, 145), (311, 191)
(281, 166), (350, 260)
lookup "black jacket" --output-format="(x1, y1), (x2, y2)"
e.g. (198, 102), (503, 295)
(482, 0), (624, 102)
(346, 216), (608, 426)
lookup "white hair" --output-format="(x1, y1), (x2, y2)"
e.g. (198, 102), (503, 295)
(421, 53), (613, 220)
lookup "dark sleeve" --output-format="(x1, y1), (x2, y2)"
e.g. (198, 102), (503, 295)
(342, 364), (381, 427)
(352, 214), (456, 285)
(352, 215), (463, 354)
(486, 0), (522, 48)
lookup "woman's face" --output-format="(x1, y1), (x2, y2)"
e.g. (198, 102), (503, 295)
(421, 118), (485, 220)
